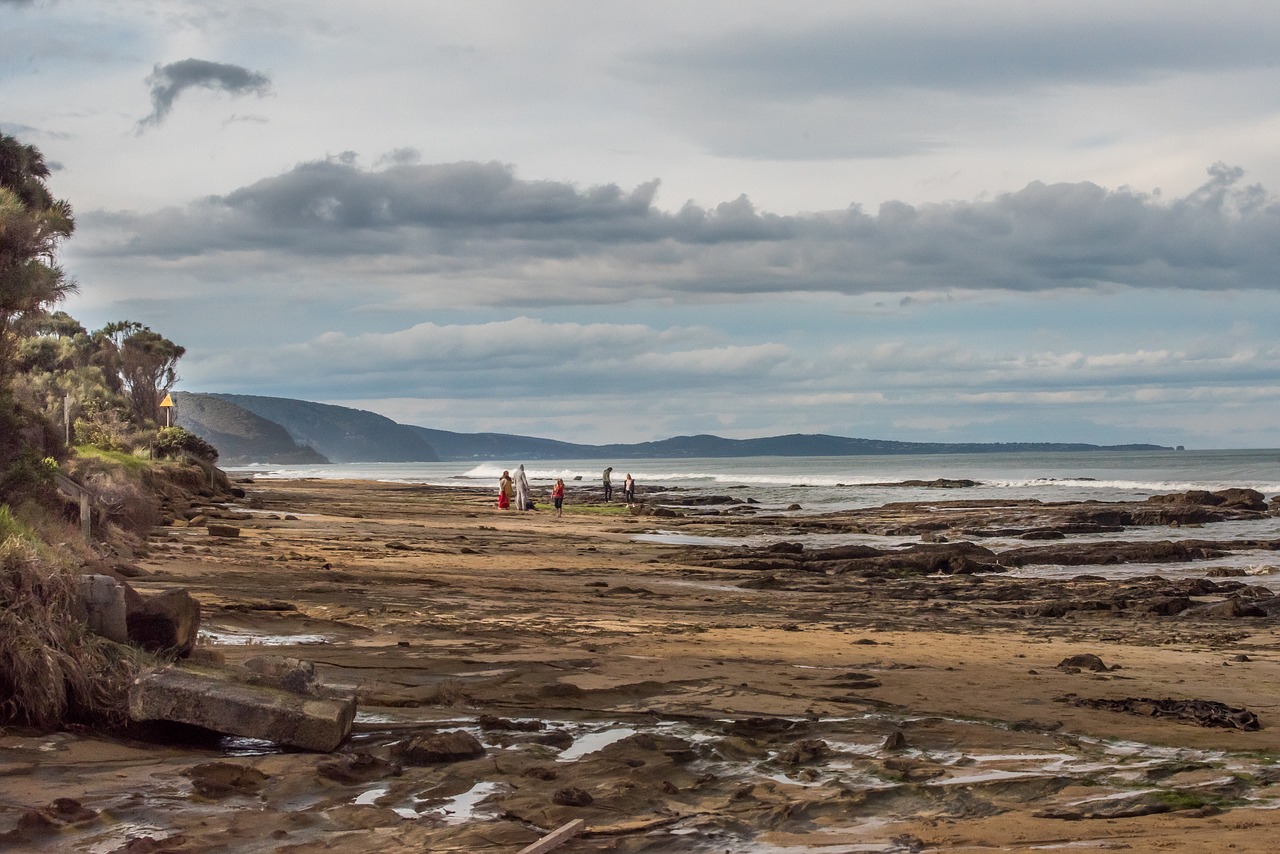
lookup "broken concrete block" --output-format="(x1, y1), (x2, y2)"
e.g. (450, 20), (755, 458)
(126, 588), (201, 656)
(128, 666), (357, 752)
(79, 574), (128, 643)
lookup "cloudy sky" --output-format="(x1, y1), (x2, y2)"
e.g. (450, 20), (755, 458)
(5, 0), (1280, 449)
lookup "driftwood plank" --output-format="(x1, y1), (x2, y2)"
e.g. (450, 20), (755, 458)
(517, 819), (586, 854)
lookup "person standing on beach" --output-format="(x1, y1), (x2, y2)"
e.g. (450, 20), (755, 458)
(498, 470), (513, 509)
(552, 478), (565, 517)
(515, 464), (531, 511)
(624, 473), (635, 503)
(602, 466), (613, 502)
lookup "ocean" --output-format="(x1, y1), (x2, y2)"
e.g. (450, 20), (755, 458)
(241, 448), (1280, 512)
(242, 448), (1280, 589)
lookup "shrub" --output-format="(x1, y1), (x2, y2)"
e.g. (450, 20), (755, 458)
(153, 426), (218, 463)
(73, 398), (131, 452)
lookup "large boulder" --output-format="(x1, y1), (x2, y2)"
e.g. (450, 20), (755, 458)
(398, 730), (486, 764)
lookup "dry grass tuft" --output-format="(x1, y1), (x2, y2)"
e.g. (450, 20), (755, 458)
(0, 535), (143, 729)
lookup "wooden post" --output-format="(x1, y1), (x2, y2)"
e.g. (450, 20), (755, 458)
(517, 819), (586, 854)
(79, 491), (91, 540)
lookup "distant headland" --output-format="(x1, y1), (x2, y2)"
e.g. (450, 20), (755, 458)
(173, 392), (1173, 466)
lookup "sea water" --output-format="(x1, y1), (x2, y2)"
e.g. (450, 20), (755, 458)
(240, 449), (1280, 589)
(240, 448), (1280, 513)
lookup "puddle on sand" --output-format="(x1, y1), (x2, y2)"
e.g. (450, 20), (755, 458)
(431, 781), (509, 823)
(198, 629), (333, 646)
(352, 786), (388, 806)
(219, 736), (283, 756)
(88, 824), (167, 854)
(351, 781), (509, 823)
(557, 727), (637, 761)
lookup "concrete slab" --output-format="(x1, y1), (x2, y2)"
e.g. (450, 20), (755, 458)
(128, 666), (357, 752)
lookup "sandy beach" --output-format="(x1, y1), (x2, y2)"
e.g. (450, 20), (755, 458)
(5, 476), (1280, 852)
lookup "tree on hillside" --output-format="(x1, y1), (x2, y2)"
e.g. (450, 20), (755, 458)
(0, 134), (76, 388)
(95, 321), (185, 426)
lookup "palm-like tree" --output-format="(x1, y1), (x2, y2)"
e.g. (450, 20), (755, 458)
(0, 134), (77, 385)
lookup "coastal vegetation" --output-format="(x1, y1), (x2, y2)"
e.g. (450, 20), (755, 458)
(0, 133), (220, 729)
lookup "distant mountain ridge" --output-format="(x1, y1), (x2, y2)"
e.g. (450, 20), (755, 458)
(174, 392), (1172, 464)
(207, 394), (439, 463)
(173, 392), (329, 464)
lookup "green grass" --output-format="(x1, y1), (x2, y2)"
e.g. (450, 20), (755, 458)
(1153, 789), (1243, 812)
(72, 445), (153, 475)
(0, 504), (38, 545)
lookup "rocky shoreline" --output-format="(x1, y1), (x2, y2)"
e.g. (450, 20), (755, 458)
(3, 477), (1280, 851)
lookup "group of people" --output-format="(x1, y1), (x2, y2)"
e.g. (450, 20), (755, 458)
(497, 465), (635, 515)
(601, 467), (636, 503)
(497, 465), (566, 517)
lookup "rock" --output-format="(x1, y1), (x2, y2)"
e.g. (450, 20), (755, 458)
(776, 739), (828, 764)
(1064, 696), (1260, 730)
(206, 523), (240, 538)
(478, 714), (544, 731)
(182, 762), (269, 798)
(1057, 654), (1110, 672)
(725, 717), (802, 738)
(1130, 596), (1192, 616)
(128, 666), (357, 751)
(399, 730), (485, 764)
(316, 753), (402, 784)
(1214, 488), (1269, 510)
(536, 730), (575, 750)
(1037, 791), (1172, 820)
(1182, 598), (1267, 618)
(1001, 540), (1229, 569)
(552, 786), (594, 807)
(0, 798), (98, 846)
(766, 541), (805, 555)
(1019, 529), (1066, 540)
(126, 588), (201, 655)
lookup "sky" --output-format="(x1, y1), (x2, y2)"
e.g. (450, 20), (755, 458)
(4, 0), (1280, 449)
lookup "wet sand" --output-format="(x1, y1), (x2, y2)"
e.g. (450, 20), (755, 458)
(4, 478), (1280, 852)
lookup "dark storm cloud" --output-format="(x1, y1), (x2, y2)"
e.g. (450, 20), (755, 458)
(139, 58), (272, 128)
(84, 159), (1280, 299)
(631, 13), (1280, 100)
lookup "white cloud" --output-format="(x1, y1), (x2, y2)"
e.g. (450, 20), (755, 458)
(12, 0), (1280, 447)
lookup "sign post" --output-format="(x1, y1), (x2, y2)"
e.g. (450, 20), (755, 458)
(159, 392), (174, 427)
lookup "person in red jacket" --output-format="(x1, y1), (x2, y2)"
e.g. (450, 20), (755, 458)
(552, 478), (565, 517)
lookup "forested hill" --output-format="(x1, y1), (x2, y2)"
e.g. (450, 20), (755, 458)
(173, 393), (329, 464)
(175, 392), (1172, 464)
(179, 393), (438, 463)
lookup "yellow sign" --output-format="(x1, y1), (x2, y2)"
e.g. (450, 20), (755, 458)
(159, 393), (174, 408)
